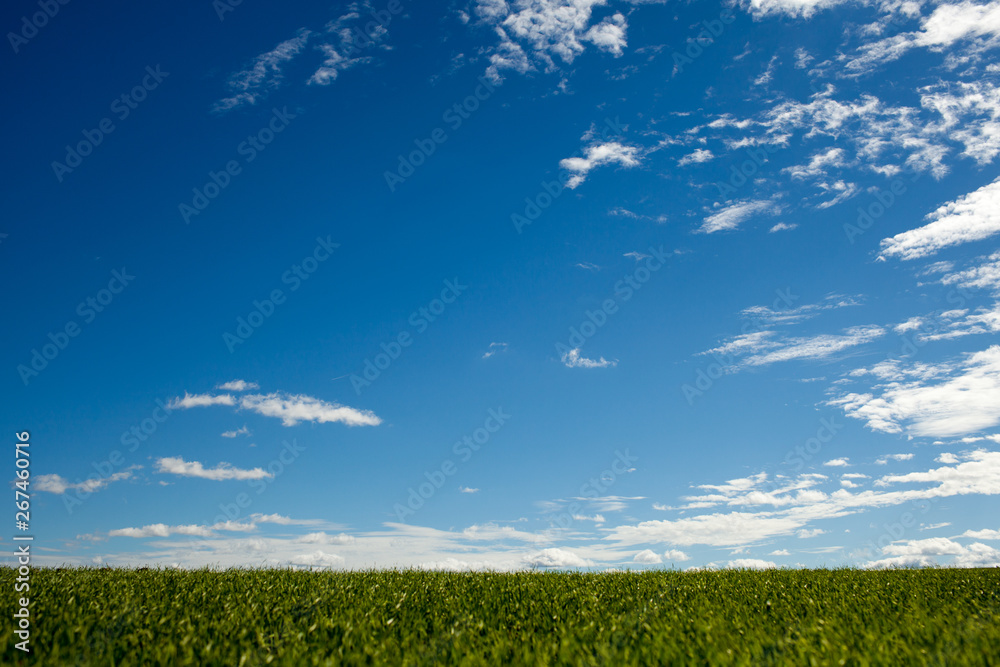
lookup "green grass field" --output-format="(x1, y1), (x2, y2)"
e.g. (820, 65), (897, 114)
(2, 567), (998, 665)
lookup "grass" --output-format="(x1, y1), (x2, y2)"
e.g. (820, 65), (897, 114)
(2, 567), (999, 665)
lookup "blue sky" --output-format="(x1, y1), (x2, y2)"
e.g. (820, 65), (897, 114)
(4, 0), (1000, 571)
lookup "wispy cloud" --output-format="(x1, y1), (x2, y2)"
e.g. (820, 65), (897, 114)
(608, 450), (1000, 549)
(214, 29), (312, 112)
(678, 148), (714, 166)
(168, 388), (381, 427)
(154, 457), (272, 481)
(704, 325), (885, 369)
(560, 347), (617, 369)
(216, 380), (259, 392)
(875, 453), (914, 465)
(560, 141), (642, 189)
(880, 176), (1000, 260)
(168, 393), (236, 409)
(35, 467), (140, 495)
(698, 200), (781, 234)
(482, 342), (509, 359)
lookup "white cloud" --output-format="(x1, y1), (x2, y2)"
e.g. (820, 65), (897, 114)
(865, 536), (1000, 568)
(523, 547), (593, 568)
(168, 393), (236, 409)
(831, 346), (1000, 436)
(240, 392), (382, 427)
(169, 389), (382, 427)
(216, 380), (259, 392)
(941, 251), (1000, 293)
(663, 549), (690, 561)
(874, 450), (1000, 496)
(797, 528), (826, 538)
(560, 347), (617, 368)
(735, 0), (851, 18)
(308, 37), (376, 86)
(823, 458), (851, 467)
(633, 549), (662, 564)
(214, 29), (312, 112)
(459, 486), (480, 494)
(584, 12), (628, 56)
(250, 513), (327, 527)
(740, 294), (862, 326)
(920, 522), (952, 531)
(769, 549), (791, 556)
(475, 0), (631, 81)
(560, 141), (642, 189)
(288, 550), (346, 569)
(294, 532), (355, 545)
(35, 468), (138, 495)
(483, 342), (509, 358)
(707, 325), (885, 369)
(726, 558), (776, 570)
(221, 425), (251, 438)
(698, 199), (781, 234)
(885, 537), (966, 556)
(607, 450), (1000, 551)
(154, 457), (272, 481)
(846, 1), (1000, 74)
(693, 81), (1000, 187)
(610, 512), (807, 547)
(784, 147), (849, 180)
(815, 180), (861, 209)
(963, 528), (1000, 539)
(108, 520), (256, 539)
(678, 148), (714, 166)
(875, 453), (915, 465)
(769, 222), (798, 232)
(880, 176), (1000, 260)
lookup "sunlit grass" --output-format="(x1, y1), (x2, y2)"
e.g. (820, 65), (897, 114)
(2, 567), (998, 665)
